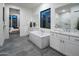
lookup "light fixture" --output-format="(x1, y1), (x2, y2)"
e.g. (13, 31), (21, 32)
(66, 12), (70, 14)
(62, 10), (66, 13)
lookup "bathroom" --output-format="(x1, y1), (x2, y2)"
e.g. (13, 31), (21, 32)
(0, 3), (79, 56)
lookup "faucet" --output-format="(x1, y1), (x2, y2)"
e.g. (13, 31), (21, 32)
(41, 29), (44, 33)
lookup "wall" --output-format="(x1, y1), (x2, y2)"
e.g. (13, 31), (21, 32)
(4, 4), (33, 38)
(32, 3), (68, 32)
(0, 3), (5, 46)
(4, 4), (9, 39)
(32, 4), (54, 32)
(20, 7), (33, 36)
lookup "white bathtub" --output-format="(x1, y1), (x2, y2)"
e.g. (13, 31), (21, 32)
(29, 31), (50, 49)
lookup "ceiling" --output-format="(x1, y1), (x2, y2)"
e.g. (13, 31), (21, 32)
(5, 3), (41, 9)
(55, 3), (79, 14)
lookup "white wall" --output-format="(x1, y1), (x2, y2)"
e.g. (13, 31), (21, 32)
(20, 7), (33, 36)
(32, 3), (68, 32)
(32, 4), (54, 32)
(33, 3), (51, 28)
(0, 3), (5, 46)
(4, 4), (9, 39)
(5, 4), (33, 38)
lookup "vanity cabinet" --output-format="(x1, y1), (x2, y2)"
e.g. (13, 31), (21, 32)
(50, 33), (60, 51)
(50, 32), (79, 56)
(50, 32), (69, 54)
(70, 36), (79, 45)
(64, 36), (79, 56)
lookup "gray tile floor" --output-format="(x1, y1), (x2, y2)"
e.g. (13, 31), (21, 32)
(0, 33), (64, 56)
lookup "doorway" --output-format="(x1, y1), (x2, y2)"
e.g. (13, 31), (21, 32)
(9, 8), (20, 39)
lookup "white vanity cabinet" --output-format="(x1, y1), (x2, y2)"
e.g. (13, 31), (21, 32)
(64, 36), (79, 56)
(50, 33), (60, 51)
(50, 32), (69, 54)
(50, 31), (79, 56)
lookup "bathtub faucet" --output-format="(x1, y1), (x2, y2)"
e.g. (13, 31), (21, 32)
(41, 29), (45, 33)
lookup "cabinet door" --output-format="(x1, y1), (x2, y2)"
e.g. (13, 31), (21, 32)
(70, 36), (79, 45)
(50, 33), (54, 48)
(59, 40), (65, 53)
(50, 33), (60, 51)
(64, 40), (79, 56)
(56, 34), (64, 53)
(56, 34), (69, 53)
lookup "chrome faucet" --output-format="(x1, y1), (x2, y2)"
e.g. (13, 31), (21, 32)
(41, 29), (44, 33)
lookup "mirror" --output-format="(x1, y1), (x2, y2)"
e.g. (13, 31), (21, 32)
(40, 8), (51, 29)
(55, 3), (79, 32)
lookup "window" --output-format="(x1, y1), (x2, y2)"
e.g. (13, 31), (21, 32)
(40, 8), (51, 29)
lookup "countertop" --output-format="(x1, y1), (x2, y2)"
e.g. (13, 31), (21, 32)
(51, 30), (79, 38)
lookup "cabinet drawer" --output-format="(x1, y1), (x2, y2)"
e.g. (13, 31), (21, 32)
(56, 33), (69, 40)
(70, 36), (79, 45)
(51, 33), (54, 36)
(50, 33), (55, 39)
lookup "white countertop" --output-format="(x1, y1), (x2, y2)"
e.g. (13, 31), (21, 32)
(51, 30), (79, 37)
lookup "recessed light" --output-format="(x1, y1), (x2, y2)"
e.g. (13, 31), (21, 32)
(66, 12), (70, 14)
(62, 10), (66, 12)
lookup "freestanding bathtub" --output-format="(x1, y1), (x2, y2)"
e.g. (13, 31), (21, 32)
(29, 31), (50, 49)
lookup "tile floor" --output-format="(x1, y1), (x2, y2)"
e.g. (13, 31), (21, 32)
(0, 33), (64, 56)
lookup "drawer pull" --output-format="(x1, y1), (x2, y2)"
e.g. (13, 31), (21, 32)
(60, 40), (64, 43)
(60, 40), (62, 42)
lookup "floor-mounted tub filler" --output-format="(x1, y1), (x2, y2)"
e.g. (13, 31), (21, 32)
(29, 31), (50, 49)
